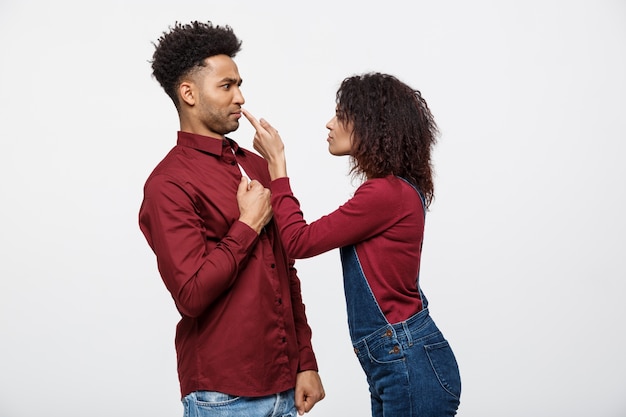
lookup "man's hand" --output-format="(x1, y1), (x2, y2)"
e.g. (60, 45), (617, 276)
(236, 177), (272, 233)
(295, 370), (325, 415)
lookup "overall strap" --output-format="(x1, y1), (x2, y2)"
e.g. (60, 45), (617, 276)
(396, 176), (429, 309)
(340, 245), (390, 341)
(397, 176), (426, 219)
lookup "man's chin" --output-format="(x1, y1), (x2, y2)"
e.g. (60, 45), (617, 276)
(220, 122), (239, 136)
(225, 121), (240, 133)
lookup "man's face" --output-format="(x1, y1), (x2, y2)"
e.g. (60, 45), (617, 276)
(187, 54), (245, 138)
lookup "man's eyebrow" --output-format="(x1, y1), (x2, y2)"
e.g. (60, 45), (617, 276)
(220, 77), (243, 86)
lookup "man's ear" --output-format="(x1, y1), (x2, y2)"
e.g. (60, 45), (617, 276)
(178, 81), (195, 107)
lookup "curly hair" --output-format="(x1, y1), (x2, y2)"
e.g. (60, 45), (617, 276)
(150, 21), (242, 107)
(335, 72), (439, 207)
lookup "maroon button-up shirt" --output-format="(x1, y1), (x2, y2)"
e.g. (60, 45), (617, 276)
(139, 131), (318, 399)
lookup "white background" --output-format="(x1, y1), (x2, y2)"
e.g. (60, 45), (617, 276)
(1, 1), (625, 416)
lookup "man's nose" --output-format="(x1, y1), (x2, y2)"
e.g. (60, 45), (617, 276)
(233, 87), (245, 104)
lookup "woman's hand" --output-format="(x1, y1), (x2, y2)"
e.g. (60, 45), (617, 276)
(241, 108), (288, 180)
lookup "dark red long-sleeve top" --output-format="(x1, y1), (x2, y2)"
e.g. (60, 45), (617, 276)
(139, 132), (318, 399)
(270, 176), (425, 323)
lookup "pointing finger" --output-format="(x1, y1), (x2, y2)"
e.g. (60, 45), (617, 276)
(259, 117), (275, 132)
(241, 108), (262, 131)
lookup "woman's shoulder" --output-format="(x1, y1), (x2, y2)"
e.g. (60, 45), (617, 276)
(359, 176), (413, 192)
(349, 177), (422, 223)
(358, 176), (422, 206)
(353, 176), (411, 203)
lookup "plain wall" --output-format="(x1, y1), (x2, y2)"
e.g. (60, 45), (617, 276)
(1, 1), (625, 416)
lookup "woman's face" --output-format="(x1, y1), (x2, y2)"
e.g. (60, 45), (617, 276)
(325, 109), (354, 156)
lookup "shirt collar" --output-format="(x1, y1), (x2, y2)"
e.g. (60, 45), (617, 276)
(176, 131), (243, 156)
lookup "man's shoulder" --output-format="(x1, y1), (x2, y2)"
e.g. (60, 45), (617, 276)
(143, 146), (192, 185)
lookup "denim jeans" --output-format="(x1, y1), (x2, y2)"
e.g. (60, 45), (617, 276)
(182, 389), (296, 417)
(353, 309), (461, 417)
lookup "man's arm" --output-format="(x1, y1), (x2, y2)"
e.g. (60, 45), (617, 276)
(139, 176), (271, 317)
(286, 259), (325, 414)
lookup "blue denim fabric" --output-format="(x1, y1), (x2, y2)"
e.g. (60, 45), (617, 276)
(182, 389), (296, 417)
(341, 244), (461, 417)
(353, 307), (461, 416)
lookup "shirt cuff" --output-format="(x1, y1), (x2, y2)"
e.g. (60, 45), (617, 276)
(231, 218), (262, 246)
(270, 177), (292, 194)
(298, 346), (319, 372)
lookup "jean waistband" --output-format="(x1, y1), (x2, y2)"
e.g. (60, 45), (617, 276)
(352, 307), (433, 349)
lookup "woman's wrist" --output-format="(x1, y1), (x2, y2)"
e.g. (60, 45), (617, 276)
(268, 160), (287, 180)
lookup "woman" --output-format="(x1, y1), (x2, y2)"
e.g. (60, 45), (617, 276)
(242, 72), (461, 417)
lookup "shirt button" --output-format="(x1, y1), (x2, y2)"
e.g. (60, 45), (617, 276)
(230, 161), (236, 165)
(282, 337), (286, 343)
(277, 298), (282, 305)
(384, 329), (393, 337)
(390, 346), (400, 354)
(270, 263), (276, 268)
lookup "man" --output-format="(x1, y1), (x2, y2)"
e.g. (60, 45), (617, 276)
(138, 21), (324, 416)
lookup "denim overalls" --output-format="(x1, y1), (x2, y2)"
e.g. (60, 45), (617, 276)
(339, 180), (461, 417)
